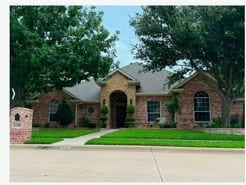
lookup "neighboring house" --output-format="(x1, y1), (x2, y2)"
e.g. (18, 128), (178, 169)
(31, 62), (244, 128)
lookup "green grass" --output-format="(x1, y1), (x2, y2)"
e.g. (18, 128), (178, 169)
(86, 129), (245, 148)
(25, 128), (99, 144)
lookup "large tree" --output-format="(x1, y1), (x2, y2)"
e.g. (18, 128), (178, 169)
(131, 6), (244, 127)
(10, 6), (118, 107)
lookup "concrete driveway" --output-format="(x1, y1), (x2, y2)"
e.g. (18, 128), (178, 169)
(10, 145), (245, 182)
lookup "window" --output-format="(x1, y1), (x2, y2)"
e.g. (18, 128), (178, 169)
(147, 101), (161, 122)
(49, 100), (60, 122)
(194, 91), (210, 122)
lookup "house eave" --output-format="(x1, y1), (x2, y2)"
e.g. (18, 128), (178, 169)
(96, 80), (107, 86)
(128, 80), (140, 86)
(169, 88), (184, 93)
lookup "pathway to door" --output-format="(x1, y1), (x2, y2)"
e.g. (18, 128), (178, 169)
(51, 129), (118, 146)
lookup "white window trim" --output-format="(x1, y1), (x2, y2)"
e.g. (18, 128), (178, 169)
(194, 95), (211, 123)
(147, 101), (161, 122)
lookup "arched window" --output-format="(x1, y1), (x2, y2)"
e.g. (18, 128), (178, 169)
(49, 100), (60, 122)
(194, 91), (210, 122)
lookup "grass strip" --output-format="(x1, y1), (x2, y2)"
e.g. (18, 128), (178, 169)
(101, 129), (244, 141)
(86, 138), (244, 148)
(25, 129), (99, 144)
(24, 138), (63, 144)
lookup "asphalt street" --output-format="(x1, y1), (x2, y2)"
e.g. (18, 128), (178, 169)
(10, 145), (245, 182)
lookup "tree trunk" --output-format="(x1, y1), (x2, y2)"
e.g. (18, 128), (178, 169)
(221, 95), (230, 128)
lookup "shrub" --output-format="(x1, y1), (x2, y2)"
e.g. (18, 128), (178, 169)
(55, 100), (75, 126)
(100, 105), (109, 114)
(125, 118), (135, 128)
(44, 123), (50, 128)
(33, 123), (41, 128)
(98, 123), (107, 128)
(159, 121), (177, 128)
(210, 117), (222, 128)
(80, 116), (90, 128)
(126, 104), (135, 128)
(100, 116), (108, 123)
(88, 122), (97, 128)
(230, 114), (241, 128)
(126, 104), (135, 114)
(166, 95), (179, 121)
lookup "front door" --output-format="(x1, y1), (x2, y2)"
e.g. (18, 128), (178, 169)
(117, 106), (126, 128)
(110, 91), (127, 128)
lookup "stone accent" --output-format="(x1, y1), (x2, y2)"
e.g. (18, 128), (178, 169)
(100, 71), (137, 128)
(10, 107), (33, 144)
(200, 128), (245, 135)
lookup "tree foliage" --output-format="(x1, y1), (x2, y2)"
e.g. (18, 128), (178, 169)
(131, 6), (244, 127)
(10, 6), (118, 107)
(166, 95), (179, 121)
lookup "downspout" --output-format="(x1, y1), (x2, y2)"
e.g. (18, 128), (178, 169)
(75, 102), (84, 126)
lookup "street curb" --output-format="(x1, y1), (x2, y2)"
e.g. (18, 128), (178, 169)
(10, 144), (245, 153)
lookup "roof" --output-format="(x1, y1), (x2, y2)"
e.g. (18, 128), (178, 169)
(64, 63), (220, 102)
(120, 63), (172, 94)
(63, 78), (100, 103)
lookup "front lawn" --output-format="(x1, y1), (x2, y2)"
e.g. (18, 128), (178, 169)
(25, 128), (99, 144)
(86, 129), (244, 148)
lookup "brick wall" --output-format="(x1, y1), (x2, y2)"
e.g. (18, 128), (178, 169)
(32, 90), (73, 125)
(76, 103), (100, 125)
(230, 100), (244, 117)
(176, 74), (221, 128)
(10, 107), (33, 144)
(135, 96), (172, 127)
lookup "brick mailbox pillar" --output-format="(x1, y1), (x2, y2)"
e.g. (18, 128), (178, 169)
(10, 107), (33, 144)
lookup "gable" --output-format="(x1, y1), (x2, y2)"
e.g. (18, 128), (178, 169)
(169, 72), (217, 94)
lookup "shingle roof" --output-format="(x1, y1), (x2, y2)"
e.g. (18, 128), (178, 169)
(120, 63), (172, 94)
(63, 78), (100, 102)
(63, 62), (172, 102)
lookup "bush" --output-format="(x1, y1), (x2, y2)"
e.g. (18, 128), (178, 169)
(100, 116), (108, 123)
(126, 104), (135, 114)
(44, 123), (49, 128)
(159, 121), (177, 128)
(100, 105), (109, 114)
(209, 117), (222, 128)
(230, 115), (242, 128)
(125, 118), (135, 128)
(88, 122), (97, 128)
(98, 123), (107, 128)
(80, 116), (90, 128)
(55, 100), (75, 126)
(33, 123), (42, 128)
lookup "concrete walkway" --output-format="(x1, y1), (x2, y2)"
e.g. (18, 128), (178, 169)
(51, 129), (118, 146)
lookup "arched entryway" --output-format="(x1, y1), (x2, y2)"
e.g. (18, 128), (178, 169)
(110, 90), (127, 128)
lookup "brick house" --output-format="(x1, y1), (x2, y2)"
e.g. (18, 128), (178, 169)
(31, 62), (244, 129)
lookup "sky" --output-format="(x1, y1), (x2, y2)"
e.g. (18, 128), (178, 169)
(94, 6), (143, 67)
